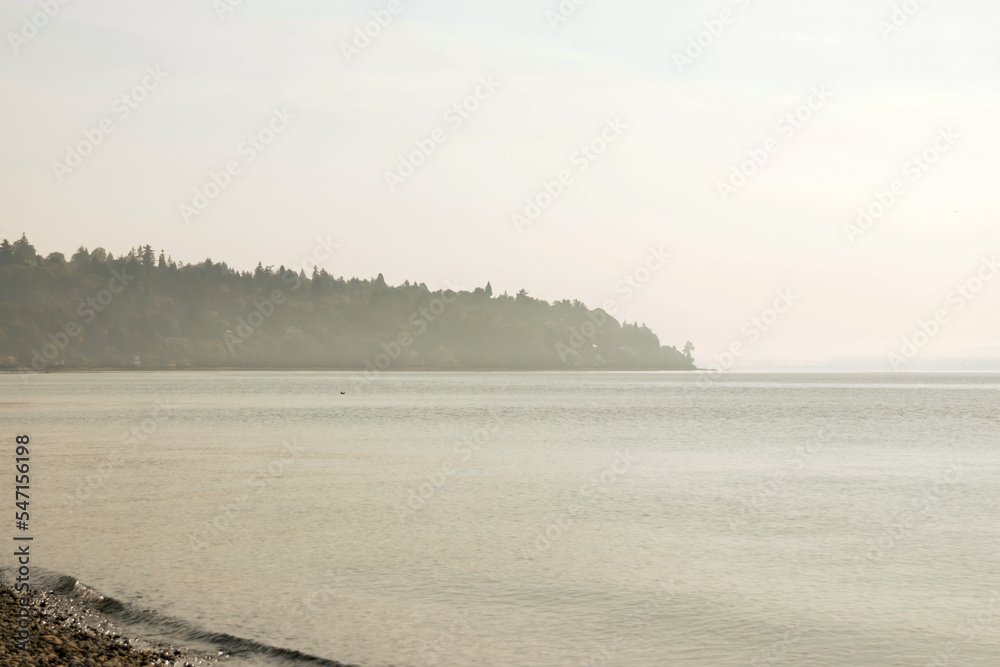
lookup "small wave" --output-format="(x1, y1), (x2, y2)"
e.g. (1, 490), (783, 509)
(1, 567), (358, 666)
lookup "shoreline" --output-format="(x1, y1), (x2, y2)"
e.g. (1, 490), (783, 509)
(0, 576), (357, 667)
(0, 584), (212, 666)
(1, 366), (702, 374)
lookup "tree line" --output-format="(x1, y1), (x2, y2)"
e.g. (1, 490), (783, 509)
(0, 234), (696, 371)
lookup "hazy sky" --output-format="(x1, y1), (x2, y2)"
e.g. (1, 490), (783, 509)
(2, 0), (998, 369)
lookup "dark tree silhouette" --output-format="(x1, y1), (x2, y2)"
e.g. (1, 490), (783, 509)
(0, 235), (696, 372)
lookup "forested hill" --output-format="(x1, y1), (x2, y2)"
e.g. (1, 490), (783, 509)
(0, 235), (696, 372)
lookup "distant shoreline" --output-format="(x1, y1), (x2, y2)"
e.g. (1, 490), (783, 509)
(7, 367), (1000, 375)
(2, 365), (703, 374)
(1, 237), (698, 376)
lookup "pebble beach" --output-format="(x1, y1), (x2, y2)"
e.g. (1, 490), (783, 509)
(0, 585), (210, 667)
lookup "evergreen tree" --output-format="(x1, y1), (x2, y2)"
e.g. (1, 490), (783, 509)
(0, 235), (697, 372)
(12, 234), (37, 265)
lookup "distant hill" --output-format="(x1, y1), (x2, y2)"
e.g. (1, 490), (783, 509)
(0, 235), (696, 372)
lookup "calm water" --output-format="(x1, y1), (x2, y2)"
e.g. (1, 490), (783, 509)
(2, 371), (999, 666)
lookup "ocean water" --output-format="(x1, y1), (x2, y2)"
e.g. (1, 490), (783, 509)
(2, 371), (999, 666)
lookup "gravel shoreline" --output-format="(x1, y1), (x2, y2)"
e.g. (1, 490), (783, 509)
(0, 585), (214, 667)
